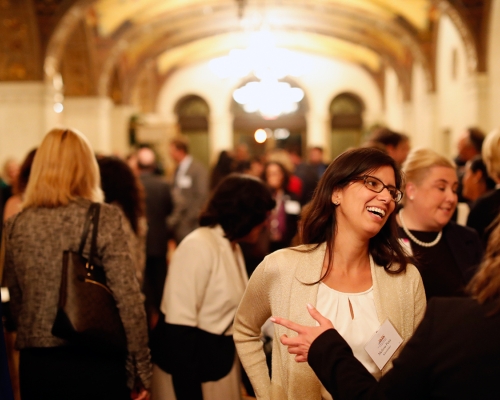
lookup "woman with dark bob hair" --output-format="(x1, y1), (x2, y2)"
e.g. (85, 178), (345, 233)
(151, 174), (275, 400)
(234, 147), (426, 400)
(97, 156), (147, 284)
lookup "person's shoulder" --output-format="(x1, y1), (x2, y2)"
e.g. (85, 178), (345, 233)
(470, 189), (500, 210)
(178, 226), (220, 247)
(403, 263), (421, 279)
(427, 297), (488, 322)
(173, 227), (219, 259)
(98, 201), (121, 216)
(262, 243), (323, 270)
(446, 220), (480, 238)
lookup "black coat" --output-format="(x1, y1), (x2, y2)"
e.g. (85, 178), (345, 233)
(309, 297), (500, 400)
(467, 188), (500, 248)
(139, 172), (173, 257)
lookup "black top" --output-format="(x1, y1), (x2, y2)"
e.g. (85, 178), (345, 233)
(467, 188), (500, 248)
(308, 297), (500, 400)
(397, 227), (465, 299)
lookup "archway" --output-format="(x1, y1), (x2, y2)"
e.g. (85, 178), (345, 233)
(174, 95), (210, 167)
(329, 92), (365, 158)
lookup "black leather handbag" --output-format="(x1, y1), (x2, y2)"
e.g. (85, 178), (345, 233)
(51, 203), (127, 353)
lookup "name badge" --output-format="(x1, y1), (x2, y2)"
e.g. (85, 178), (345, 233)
(178, 175), (192, 189)
(284, 200), (301, 215)
(398, 238), (413, 257)
(364, 319), (403, 370)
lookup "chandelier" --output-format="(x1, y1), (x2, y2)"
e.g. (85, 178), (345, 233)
(233, 79), (304, 120)
(209, 31), (309, 119)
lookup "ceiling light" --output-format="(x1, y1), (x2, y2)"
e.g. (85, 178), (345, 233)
(233, 79), (304, 119)
(254, 128), (267, 143)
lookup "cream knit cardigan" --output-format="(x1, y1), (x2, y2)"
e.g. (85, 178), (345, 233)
(233, 243), (426, 400)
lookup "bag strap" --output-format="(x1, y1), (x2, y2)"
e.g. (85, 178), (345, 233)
(89, 203), (100, 265)
(78, 203), (100, 263)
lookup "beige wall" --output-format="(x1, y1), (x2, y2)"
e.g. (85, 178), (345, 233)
(489, 0), (500, 132)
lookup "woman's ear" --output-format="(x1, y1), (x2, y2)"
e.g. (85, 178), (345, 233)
(472, 170), (483, 183)
(405, 182), (416, 201)
(331, 189), (342, 206)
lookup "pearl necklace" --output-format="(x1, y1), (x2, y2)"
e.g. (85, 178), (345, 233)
(398, 209), (442, 248)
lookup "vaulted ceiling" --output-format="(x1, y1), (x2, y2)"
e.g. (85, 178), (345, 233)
(0, 0), (491, 109)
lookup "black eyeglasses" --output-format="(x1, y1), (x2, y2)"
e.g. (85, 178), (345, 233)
(352, 175), (403, 203)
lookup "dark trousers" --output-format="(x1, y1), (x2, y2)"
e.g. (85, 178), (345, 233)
(143, 256), (168, 321)
(19, 346), (129, 400)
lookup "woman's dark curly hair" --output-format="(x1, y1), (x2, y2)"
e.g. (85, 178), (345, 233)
(199, 173), (275, 241)
(98, 156), (145, 234)
(300, 147), (408, 280)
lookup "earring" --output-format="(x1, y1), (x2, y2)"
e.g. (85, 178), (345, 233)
(333, 200), (340, 206)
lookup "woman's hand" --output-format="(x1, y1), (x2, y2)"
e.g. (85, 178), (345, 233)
(131, 387), (150, 400)
(271, 304), (334, 363)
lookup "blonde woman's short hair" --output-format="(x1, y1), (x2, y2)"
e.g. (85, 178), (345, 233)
(23, 128), (103, 208)
(401, 148), (455, 202)
(482, 129), (500, 182)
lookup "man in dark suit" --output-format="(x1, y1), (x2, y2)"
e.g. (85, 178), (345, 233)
(137, 147), (173, 326)
(308, 146), (329, 181)
(466, 128), (500, 248)
(167, 137), (209, 244)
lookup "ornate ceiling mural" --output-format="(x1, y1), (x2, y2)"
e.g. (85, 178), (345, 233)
(0, 0), (491, 108)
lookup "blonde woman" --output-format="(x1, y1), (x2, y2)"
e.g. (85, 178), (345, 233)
(3, 129), (150, 400)
(234, 148), (426, 400)
(397, 148), (483, 299)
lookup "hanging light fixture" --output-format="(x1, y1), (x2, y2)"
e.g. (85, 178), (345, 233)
(209, 31), (311, 80)
(209, 30), (309, 118)
(233, 78), (304, 119)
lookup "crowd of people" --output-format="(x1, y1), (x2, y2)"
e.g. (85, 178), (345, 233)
(0, 124), (499, 400)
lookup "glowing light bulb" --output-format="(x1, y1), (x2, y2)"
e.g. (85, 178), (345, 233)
(53, 103), (64, 113)
(254, 129), (267, 143)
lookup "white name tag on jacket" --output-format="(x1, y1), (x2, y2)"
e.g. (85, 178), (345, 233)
(364, 319), (403, 370)
(178, 175), (192, 189)
(284, 199), (301, 215)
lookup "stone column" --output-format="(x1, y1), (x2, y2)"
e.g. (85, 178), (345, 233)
(0, 81), (47, 162)
(110, 104), (137, 156)
(209, 112), (233, 163)
(63, 96), (113, 154)
(305, 110), (330, 158)
(468, 73), (490, 132)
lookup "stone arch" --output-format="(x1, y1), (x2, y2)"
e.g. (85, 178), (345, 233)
(174, 94), (210, 166)
(329, 92), (366, 157)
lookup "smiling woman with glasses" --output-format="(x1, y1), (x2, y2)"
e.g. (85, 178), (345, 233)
(234, 147), (426, 400)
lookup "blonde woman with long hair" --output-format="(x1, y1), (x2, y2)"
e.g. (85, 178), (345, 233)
(3, 128), (151, 400)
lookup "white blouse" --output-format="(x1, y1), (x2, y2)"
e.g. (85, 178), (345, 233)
(316, 283), (382, 380)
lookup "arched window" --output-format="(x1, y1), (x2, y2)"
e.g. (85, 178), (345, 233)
(329, 93), (364, 158)
(174, 95), (210, 166)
